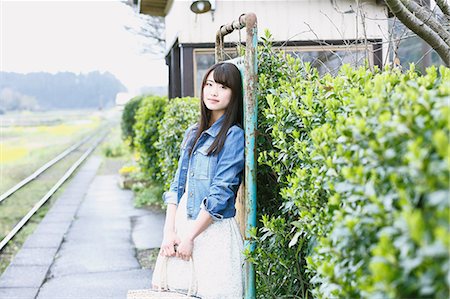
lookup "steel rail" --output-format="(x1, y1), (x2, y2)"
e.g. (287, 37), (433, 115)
(0, 130), (109, 252)
(0, 131), (98, 204)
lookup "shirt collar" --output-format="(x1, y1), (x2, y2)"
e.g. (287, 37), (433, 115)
(194, 114), (226, 138)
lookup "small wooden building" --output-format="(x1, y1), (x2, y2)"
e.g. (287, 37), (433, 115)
(137, 0), (389, 98)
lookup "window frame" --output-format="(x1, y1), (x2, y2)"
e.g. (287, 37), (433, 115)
(192, 43), (376, 96)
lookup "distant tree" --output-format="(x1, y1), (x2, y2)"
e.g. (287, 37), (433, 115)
(0, 71), (126, 110)
(384, 0), (450, 66)
(0, 88), (39, 111)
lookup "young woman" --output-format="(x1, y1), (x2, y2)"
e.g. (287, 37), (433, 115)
(151, 62), (245, 298)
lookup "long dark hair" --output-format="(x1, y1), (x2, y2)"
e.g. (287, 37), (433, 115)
(188, 62), (244, 157)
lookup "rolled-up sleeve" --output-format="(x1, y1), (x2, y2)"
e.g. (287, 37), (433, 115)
(200, 127), (245, 220)
(162, 126), (193, 205)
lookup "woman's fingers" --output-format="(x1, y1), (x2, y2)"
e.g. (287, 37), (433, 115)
(160, 237), (186, 258)
(160, 243), (177, 257)
(167, 246), (175, 257)
(160, 232), (180, 257)
(176, 251), (191, 261)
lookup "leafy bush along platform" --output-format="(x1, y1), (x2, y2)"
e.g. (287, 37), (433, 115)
(121, 95), (199, 208)
(248, 33), (449, 298)
(121, 95), (143, 149)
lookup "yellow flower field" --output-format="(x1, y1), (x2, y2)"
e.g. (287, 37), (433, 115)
(0, 144), (29, 163)
(0, 110), (104, 193)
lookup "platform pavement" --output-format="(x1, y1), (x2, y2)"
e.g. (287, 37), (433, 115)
(0, 155), (165, 299)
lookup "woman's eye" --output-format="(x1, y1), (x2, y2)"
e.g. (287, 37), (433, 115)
(220, 85), (228, 89)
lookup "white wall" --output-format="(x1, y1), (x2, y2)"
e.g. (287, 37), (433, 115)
(165, 0), (389, 51)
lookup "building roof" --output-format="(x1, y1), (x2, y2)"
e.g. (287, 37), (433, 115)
(139, 0), (172, 16)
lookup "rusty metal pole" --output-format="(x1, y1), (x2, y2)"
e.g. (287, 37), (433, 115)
(243, 13), (257, 299)
(215, 13), (258, 299)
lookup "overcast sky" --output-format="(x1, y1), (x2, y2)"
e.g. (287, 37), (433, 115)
(1, 0), (168, 94)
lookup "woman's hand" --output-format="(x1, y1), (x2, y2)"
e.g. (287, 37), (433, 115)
(176, 238), (194, 261)
(160, 230), (180, 257)
(174, 209), (213, 261)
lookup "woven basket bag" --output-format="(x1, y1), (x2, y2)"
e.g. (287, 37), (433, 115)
(127, 256), (197, 299)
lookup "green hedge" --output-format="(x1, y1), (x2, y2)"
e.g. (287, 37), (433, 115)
(123, 96), (199, 207)
(121, 95), (144, 147)
(133, 95), (168, 181)
(154, 97), (199, 190)
(306, 64), (449, 299)
(247, 31), (450, 298)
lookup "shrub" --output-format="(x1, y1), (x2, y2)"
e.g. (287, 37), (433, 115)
(134, 183), (165, 208)
(154, 97), (199, 190)
(133, 95), (168, 181)
(121, 95), (144, 147)
(246, 30), (310, 298)
(248, 31), (450, 298)
(255, 30), (292, 217)
(306, 65), (450, 299)
(102, 143), (127, 158)
(122, 95), (199, 207)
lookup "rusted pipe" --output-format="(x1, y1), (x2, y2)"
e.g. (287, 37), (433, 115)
(215, 13), (247, 63)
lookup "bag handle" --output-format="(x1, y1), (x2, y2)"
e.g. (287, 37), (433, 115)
(159, 256), (196, 297)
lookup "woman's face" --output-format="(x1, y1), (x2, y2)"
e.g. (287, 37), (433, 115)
(202, 70), (232, 113)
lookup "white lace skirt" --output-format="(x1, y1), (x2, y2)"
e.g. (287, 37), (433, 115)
(152, 189), (245, 299)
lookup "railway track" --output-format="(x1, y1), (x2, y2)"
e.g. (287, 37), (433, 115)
(0, 127), (110, 251)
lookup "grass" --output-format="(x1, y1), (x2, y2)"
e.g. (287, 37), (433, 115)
(95, 125), (133, 175)
(0, 109), (103, 127)
(0, 111), (161, 275)
(0, 141), (100, 275)
(137, 248), (160, 270)
(0, 112), (101, 194)
(0, 109), (109, 275)
(0, 181), (68, 274)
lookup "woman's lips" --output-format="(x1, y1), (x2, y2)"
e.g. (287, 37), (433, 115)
(208, 99), (219, 103)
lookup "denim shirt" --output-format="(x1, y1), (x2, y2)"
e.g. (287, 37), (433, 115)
(162, 114), (245, 221)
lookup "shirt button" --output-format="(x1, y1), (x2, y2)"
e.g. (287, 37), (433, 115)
(190, 191), (193, 196)
(194, 151), (197, 155)
(191, 172), (194, 177)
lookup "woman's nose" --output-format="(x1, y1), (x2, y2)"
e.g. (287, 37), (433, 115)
(211, 86), (218, 96)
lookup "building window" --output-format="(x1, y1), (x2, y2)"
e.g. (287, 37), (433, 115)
(284, 44), (375, 76)
(192, 44), (375, 96)
(193, 49), (239, 97)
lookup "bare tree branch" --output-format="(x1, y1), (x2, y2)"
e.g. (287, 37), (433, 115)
(436, 0), (450, 32)
(121, 2), (165, 55)
(329, 0), (355, 14)
(357, 2), (372, 69)
(384, 0), (450, 65)
(401, 0), (450, 47)
(436, 0), (450, 17)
